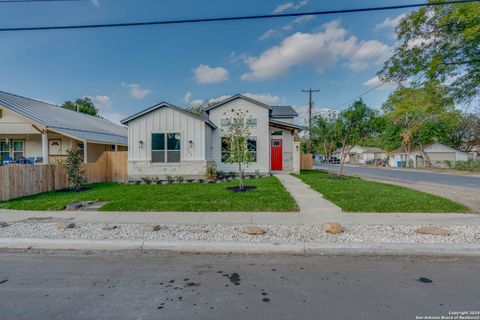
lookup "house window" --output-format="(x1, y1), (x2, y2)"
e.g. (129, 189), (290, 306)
(247, 138), (257, 162)
(12, 140), (24, 160)
(271, 129), (283, 136)
(0, 140), (9, 160)
(221, 137), (230, 163)
(152, 133), (181, 163)
(77, 143), (85, 161)
(220, 119), (230, 127)
(246, 118), (257, 128)
(220, 137), (257, 163)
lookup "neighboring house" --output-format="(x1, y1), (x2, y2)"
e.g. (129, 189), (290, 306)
(388, 142), (470, 168)
(332, 145), (387, 164)
(121, 94), (302, 180)
(0, 90), (127, 164)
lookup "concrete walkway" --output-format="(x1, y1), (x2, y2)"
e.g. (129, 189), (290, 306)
(0, 174), (479, 226)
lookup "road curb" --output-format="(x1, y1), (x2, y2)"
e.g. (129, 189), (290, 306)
(1, 238), (479, 257)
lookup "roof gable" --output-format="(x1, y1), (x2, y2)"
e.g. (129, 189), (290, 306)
(270, 106), (298, 118)
(121, 102), (216, 129)
(204, 94), (272, 112)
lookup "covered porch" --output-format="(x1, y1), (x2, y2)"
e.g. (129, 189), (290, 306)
(269, 119), (301, 173)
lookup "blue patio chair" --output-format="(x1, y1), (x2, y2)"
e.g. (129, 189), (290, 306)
(27, 157), (36, 165)
(2, 156), (15, 165)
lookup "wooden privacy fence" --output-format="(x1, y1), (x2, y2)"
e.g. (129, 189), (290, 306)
(0, 151), (127, 201)
(300, 153), (313, 170)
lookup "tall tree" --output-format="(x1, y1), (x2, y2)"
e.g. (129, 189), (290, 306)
(61, 97), (99, 116)
(337, 99), (377, 176)
(379, 0), (480, 106)
(382, 83), (459, 166)
(447, 112), (480, 152)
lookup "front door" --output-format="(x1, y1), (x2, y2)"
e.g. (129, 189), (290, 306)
(271, 139), (283, 170)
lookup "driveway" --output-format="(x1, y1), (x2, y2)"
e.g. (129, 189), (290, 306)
(315, 164), (480, 190)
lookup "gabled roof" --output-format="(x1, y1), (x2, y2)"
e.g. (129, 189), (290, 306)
(204, 94), (272, 112)
(121, 102), (216, 129)
(0, 90), (127, 145)
(271, 106), (298, 118)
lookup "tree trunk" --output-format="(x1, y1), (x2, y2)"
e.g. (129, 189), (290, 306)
(419, 143), (432, 168)
(323, 142), (333, 176)
(338, 139), (349, 176)
(238, 162), (244, 190)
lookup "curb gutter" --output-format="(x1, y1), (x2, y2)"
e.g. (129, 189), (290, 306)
(0, 238), (479, 257)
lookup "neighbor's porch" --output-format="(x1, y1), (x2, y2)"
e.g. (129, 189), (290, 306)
(0, 131), (125, 165)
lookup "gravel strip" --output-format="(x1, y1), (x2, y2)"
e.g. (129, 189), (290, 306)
(0, 223), (479, 244)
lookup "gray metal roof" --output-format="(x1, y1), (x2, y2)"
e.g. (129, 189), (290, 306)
(121, 102), (216, 129)
(0, 90), (127, 145)
(204, 94), (273, 112)
(271, 106), (298, 117)
(269, 119), (303, 131)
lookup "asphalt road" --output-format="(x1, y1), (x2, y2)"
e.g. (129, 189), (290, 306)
(1, 250), (479, 320)
(315, 164), (480, 190)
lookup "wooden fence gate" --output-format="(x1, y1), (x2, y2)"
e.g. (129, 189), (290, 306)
(300, 153), (313, 170)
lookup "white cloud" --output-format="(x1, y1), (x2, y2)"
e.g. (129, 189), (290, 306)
(190, 99), (205, 108)
(194, 64), (229, 84)
(260, 29), (282, 41)
(363, 75), (397, 89)
(121, 83), (151, 99)
(242, 20), (393, 80)
(91, 0), (99, 7)
(183, 91), (192, 104)
(293, 15), (315, 24)
(374, 14), (406, 31)
(273, 0), (308, 13)
(93, 95), (111, 108)
(243, 93), (286, 105)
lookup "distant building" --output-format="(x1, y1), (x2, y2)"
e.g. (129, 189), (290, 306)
(388, 143), (470, 168)
(332, 145), (387, 164)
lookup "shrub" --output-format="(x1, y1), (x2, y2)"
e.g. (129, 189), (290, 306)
(140, 176), (152, 184)
(205, 162), (217, 182)
(217, 170), (225, 180)
(64, 148), (87, 191)
(228, 171), (236, 179)
(175, 175), (184, 183)
(165, 175), (174, 184)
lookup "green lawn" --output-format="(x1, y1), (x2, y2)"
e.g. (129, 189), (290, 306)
(0, 176), (298, 212)
(293, 170), (470, 213)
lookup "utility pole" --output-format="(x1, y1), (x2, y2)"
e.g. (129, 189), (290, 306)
(302, 88), (319, 153)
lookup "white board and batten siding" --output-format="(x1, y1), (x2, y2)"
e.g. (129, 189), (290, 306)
(127, 106), (208, 180)
(208, 98), (270, 173)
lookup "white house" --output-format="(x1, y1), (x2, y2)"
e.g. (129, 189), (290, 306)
(0, 90), (127, 164)
(121, 94), (302, 180)
(388, 142), (470, 168)
(332, 145), (387, 164)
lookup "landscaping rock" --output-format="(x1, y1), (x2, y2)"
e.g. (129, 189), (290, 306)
(102, 225), (119, 231)
(244, 226), (266, 235)
(57, 222), (76, 231)
(324, 223), (343, 234)
(416, 226), (450, 236)
(65, 202), (83, 211)
(0, 222), (9, 228)
(143, 224), (161, 232)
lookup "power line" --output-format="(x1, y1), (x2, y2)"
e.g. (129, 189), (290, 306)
(0, 0), (85, 3)
(0, 0), (478, 32)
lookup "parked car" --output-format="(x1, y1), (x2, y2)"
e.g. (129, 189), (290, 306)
(328, 157), (340, 164)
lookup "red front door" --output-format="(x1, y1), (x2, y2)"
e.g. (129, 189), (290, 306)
(271, 139), (283, 170)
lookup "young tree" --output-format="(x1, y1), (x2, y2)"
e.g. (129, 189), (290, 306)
(64, 148), (87, 192)
(311, 115), (340, 176)
(337, 99), (377, 176)
(379, 0), (480, 105)
(61, 97), (99, 116)
(222, 109), (253, 190)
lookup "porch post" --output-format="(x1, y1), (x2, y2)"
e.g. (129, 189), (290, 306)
(83, 140), (88, 163)
(41, 132), (49, 164)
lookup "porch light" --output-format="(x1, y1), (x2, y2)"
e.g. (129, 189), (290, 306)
(139, 140), (144, 148)
(188, 140), (193, 148)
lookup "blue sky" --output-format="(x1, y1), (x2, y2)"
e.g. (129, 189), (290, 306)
(0, 0), (415, 124)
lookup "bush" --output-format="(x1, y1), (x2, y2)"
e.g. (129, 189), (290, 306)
(204, 163), (217, 182)
(140, 176), (152, 184)
(64, 148), (87, 191)
(165, 175), (174, 184)
(175, 175), (184, 183)
(453, 160), (480, 171)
